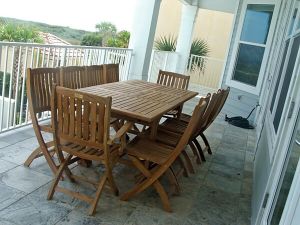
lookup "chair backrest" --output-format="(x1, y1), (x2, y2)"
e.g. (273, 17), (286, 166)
(60, 66), (87, 89)
(85, 65), (105, 86)
(103, 64), (119, 83)
(27, 67), (60, 114)
(205, 87), (230, 129)
(51, 86), (112, 151)
(161, 97), (208, 173)
(157, 70), (190, 90)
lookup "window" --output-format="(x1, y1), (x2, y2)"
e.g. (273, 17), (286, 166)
(227, 2), (276, 94)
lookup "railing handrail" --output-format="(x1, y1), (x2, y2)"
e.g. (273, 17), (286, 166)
(0, 41), (133, 51)
(190, 54), (224, 62)
(152, 49), (180, 55)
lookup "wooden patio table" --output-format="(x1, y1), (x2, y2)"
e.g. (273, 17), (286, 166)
(79, 80), (198, 139)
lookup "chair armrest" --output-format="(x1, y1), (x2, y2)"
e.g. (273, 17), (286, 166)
(108, 121), (133, 145)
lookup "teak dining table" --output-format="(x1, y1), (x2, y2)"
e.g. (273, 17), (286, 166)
(79, 80), (198, 139)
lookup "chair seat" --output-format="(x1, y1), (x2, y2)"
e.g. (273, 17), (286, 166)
(165, 109), (179, 116)
(159, 118), (187, 134)
(126, 137), (173, 165)
(61, 142), (119, 161)
(179, 113), (191, 123)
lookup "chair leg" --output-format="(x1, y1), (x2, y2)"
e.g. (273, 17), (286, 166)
(177, 155), (189, 177)
(47, 154), (72, 200)
(24, 141), (55, 167)
(24, 147), (42, 167)
(200, 133), (212, 154)
(181, 150), (195, 174)
(188, 141), (202, 164)
(166, 168), (181, 195)
(106, 166), (119, 196)
(88, 174), (108, 216)
(121, 156), (172, 212)
(192, 139), (206, 161)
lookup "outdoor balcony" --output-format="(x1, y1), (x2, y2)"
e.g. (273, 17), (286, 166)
(0, 98), (255, 225)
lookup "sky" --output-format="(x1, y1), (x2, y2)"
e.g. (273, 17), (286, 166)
(1, 0), (137, 32)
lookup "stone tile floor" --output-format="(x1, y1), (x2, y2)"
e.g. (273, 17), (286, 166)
(0, 98), (255, 225)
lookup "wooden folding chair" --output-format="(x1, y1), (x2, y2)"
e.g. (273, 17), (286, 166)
(159, 88), (229, 161)
(60, 66), (88, 89)
(24, 67), (60, 174)
(157, 70), (190, 118)
(154, 95), (210, 174)
(47, 86), (132, 216)
(120, 98), (208, 212)
(103, 64), (119, 83)
(85, 65), (105, 86)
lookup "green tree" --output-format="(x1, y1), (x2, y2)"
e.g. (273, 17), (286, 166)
(107, 30), (130, 48)
(0, 23), (43, 98)
(81, 33), (102, 46)
(95, 21), (117, 46)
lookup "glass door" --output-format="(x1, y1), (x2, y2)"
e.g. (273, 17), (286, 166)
(268, 114), (300, 224)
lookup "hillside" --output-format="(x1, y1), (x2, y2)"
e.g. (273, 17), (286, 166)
(0, 17), (92, 45)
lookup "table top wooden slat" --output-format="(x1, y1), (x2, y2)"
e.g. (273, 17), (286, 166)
(79, 80), (198, 123)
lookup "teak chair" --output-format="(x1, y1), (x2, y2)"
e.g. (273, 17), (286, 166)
(85, 65), (105, 86)
(103, 64), (119, 83)
(120, 98), (208, 212)
(24, 67), (60, 174)
(154, 94), (211, 173)
(159, 88), (230, 160)
(47, 86), (132, 216)
(157, 70), (190, 118)
(60, 66), (88, 89)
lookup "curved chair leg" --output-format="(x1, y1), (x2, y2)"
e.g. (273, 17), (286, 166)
(24, 141), (55, 167)
(200, 133), (212, 154)
(177, 155), (189, 177)
(182, 150), (195, 174)
(192, 138), (206, 162)
(188, 141), (202, 164)
(166, 168), (181, 195)
(121, 156), (172, 212)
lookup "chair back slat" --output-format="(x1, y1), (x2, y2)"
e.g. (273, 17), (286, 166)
(149, 97), (208, 182)
(60, 66), (87, 89)
(205, 87), (230, 129)
(157, 70), (190, 90)
(85, 65), (105, 86)
(51, 86), (111, 150)
(27, 67), (60, 114)
(103, 64), (119, 83)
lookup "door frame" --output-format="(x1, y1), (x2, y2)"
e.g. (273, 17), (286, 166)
(259, 41), (300, 225)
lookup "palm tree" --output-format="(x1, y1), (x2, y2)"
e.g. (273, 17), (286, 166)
(154, 35), (210, 71)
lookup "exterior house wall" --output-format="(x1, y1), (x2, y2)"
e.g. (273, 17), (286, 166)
(154, 0), (234, 59)
(221, 0), (259, 123)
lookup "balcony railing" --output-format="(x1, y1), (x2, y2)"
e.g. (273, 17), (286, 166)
(148, 51), (224, 94)
(0, 42), (133, 133)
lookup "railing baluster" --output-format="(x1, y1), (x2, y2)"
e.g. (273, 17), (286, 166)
(0, 46), (8, 131)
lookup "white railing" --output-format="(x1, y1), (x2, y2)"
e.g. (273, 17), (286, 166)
(148, 50), (179, 82)
(186, 54), (224, 90)
(148, 51), (224, 92)
(0, 42), (133, 133)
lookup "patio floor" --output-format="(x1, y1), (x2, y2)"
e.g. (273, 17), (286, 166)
(0, 98), (255, 225)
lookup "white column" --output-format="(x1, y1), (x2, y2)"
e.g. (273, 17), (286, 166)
(175, 4), (198, 74)
(128, 0), (161, 80)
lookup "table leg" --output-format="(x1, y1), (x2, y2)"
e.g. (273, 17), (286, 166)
(150, 120), (159, 140)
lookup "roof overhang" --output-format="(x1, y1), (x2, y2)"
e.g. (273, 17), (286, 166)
(179, 0), (238, 14)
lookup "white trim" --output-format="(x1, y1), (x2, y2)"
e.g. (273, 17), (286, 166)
(219, 0), (241, 88)
(226, 0), (279, 95)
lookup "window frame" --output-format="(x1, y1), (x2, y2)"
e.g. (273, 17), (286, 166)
(226, 0), (279, 95)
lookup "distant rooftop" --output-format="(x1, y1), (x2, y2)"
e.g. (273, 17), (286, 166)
(39, 32), (71, 45)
